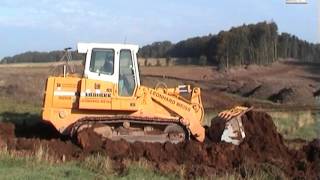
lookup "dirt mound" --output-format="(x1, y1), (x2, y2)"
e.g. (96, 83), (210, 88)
(0, 121), (81, 160)
(74, 111), (319, 178)
(268, 87), (294, 103)
(0, 111), (319, 178)
(76, 128), (104, 152)
(0, 122), (15, 138)
(204, 111), (298, 176)
(268, 86), (315, 105)
(240, 111), (290, 160)
(304, 139), (320, 162)
(0, 122), (15, 148)
(208, 111), (318, 178)
(302, 139), (320, 178)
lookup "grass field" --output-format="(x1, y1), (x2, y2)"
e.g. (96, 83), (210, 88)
(269, 110), (320, 140)
(0, 149), (178, 180)
(0, 97), (40, 126)
(0, 147), (286, 180)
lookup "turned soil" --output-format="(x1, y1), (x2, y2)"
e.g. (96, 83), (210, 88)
(0, 111), (319, 179)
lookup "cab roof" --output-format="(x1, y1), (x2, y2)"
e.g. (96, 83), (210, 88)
(77, 43), (139, 53)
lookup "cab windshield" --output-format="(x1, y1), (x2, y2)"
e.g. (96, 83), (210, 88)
(89, 49), (114, 75)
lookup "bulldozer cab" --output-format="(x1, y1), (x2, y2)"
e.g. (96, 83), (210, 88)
(78, 43), (141, 97)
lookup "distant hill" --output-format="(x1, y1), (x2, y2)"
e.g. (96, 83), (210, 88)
(0, 51), (85, 64)
(2, 21), (319, 69)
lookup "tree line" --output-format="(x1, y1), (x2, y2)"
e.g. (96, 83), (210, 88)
(277, 32), (320, 62)
(1, 50), (84, 64)
(139, 21), (320, 69)
(2, 21), (319, 69)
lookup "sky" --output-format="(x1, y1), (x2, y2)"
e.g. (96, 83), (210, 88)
(0, 0), (318, 58)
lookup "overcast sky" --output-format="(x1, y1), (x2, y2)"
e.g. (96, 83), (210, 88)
(0, 0), (318, 58)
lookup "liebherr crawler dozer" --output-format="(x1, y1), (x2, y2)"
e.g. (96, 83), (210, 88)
(42, 43), (251, 146)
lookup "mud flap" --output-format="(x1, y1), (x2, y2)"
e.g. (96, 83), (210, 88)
(218, 106), (253, 145)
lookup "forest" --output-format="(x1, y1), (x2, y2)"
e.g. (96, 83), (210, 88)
(139, 21), (320, 69)
(0, 50), (84, 64)
(2, 21), (319, 69)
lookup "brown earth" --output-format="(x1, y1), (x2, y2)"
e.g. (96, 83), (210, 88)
(0, 111), (319, 179)
(141, 60), (320, 109)
(0, 60), (318, 109)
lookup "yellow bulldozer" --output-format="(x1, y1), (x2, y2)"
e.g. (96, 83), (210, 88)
(42, 43), (251, 146)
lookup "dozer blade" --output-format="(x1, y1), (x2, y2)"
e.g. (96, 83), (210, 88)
(217, 106), (253, 145)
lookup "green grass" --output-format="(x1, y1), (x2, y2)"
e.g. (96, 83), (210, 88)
(0, 148), (287, 180)
(291, 122), (320, 140)
(0, 97), (41, 125)
(0, 152), (101, 180)
(122, 165), (176, 180)
(270, 110), (320, 140)
(200, 163), (286, 180)
(0, 149), (177, 180)
(0, 97), (40, 114)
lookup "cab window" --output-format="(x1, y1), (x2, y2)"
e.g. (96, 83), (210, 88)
(90, 49), (114, 75)
(119, 50), (135, 96)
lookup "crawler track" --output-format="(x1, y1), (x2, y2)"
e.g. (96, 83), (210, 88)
(68, 116), (189, 146)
